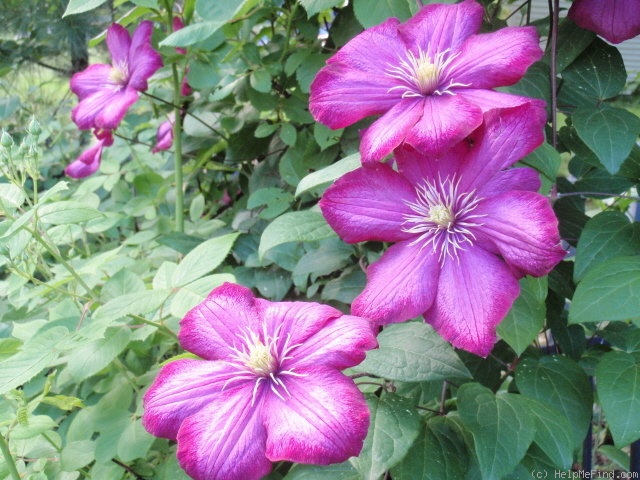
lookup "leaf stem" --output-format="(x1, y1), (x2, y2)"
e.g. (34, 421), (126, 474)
(0, 433), (21, 480)
(548, 0), (559, 148)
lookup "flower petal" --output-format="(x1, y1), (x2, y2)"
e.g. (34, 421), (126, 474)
(263, 368), (369, 465)
(403, 94), (483, 157)
(179, 283), (261, 361)
(454, 104), (546, 192)
(476, 167), (541, 197)
(455, 88), (545, 113)
(320, 163), (415, 243)
(447, 27), (543, 89)
(176, 387), (271, 480)
(152, 116), (174, 153)
(474, 191), (565, 277)
(142, 359), (248, 440)
(128, 21), (163, 91)
(394, 142), (468, 187)
(359, 98), (424, 162)
(569, 0), (640, 44)
(398, 0), (483, 55)
(65, 153), (101, 178)
(309, 18), (408, 129)
(352, 240), (440, 325)
(425, 248), (520, 357)
(71, 87), (139, 130)
(287, 314), (377, 371)
(106, 23), (131, 67)
(70, 64), (113, 100)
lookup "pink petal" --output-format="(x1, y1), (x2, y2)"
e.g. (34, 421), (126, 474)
(142, 359), (248, 440)
(352, 240), (440, 325)
(69, 64), (113, 100)
(65, 155), (101, 179)
(398, 0), (483, 55)
(179, 283), (261, 361)
(569, 0), (640, 44)
(359, 98), (424, 162)
(454, 104), (547, 192)
(403, 94), (483, 158)
(309, 18), (407, 129)
(152, 117), (174, 153)
(255, 299), (346, 353)
(395, 142), (468, 187)
(263, 368), (370, 465)
(286, 314), (377, 371)
(456, 88), (546, 113)
(127, 21), (163, 91)
(71, 87), (139, 130)
(447, 27), (543, 89)
(474, 191), (565, 277)
(106, 23), (131, 67)
(176, 388), (271, 480)
(425, 248), (520, 357)
(319, 163), (416, 243)
(476, 167), (541, 197)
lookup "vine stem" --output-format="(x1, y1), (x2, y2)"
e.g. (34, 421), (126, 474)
(0, 433), (21, 480)
(171, 63), (185, 233)
(548, 0), (559, 148)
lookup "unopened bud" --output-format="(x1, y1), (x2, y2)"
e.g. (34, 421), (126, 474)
(0, 130), (13, 147)
(27, 118), (41, 136)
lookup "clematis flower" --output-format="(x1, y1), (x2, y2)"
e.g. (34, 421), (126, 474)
(319, 104), (565, 357)
(152, 113), (174, 153)
(309, 0), (543, 162)
(142, 283), (376, 480)
(70, 21), (163, 130)
(65, 129), (113, 178)
(568, 0), (640, 44)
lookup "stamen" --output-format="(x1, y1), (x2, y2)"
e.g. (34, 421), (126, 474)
(386, 46), (470, 97)
(402, 175), (486, 263)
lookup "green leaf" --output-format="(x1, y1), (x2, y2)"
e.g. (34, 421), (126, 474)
(0, 95), (21, 120)
(284, 462), (361, 480)
(10, 415), (57, 439)
(595, 351), (640, 446)
(248, 188), (294, 219)
(169, 273), (236, 318)
(296, 54), (330, 93)
(524, 398), (574, 469)
(258, 210), (336, 259)
(0, 326), (69, 395)
(295, 153), (361, 197)
(0, 184), (26, 210)
(279, 123), (297, 147)
(353, 322), (471, 382)
(250, 69), (272, 93)
(66, 328), (131, 382)
(160, 21), (228, 47)
(117, 419), (156, 462)
(573, 212), (640, 282)
(553, 18), (596, 72)
(352, 393), (421, 480)
(61, 440), (95, 471)
(515, 355), (593, 447)
(391, 416), (468, 480)
(520, 142), (561, 182)
(561, 38), (626, 102)
(63, 0), (107, 16)
(38, 201), (103, 224)
(353, 0), (413, 28)
(457, 383), (535, 480)
(572, 106), (640, 174)
(570, 256), (640, 324)
(497, 277), (548, 355)
(91, 289), (171, 331)
(172, 232), (239, 287)
(298, 0), (345, 17)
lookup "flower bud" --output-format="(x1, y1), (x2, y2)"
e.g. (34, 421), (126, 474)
(27, 118), (41, 136)
(0, 130), (13, 147)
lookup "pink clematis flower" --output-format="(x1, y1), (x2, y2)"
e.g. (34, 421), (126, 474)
(152, 113), (174, 153)
(70, 21), (163, 130)
(65, 129), (113, 178)
(568, 0), (640, 44)
(310, 0), (543, 162)
(319, 104), (565, 357)
(142, 283), (376, 480)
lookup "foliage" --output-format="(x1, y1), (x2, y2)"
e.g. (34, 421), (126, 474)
(0, 0), (639, 479)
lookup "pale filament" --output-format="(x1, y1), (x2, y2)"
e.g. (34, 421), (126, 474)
(402, 175), (486, 264)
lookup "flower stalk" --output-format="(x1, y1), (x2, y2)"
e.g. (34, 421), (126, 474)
(171, 62), (184, 233)
(0, 433), (21, 480)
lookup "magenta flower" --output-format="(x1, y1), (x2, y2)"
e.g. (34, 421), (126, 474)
(142, 283), (376, 480)
(319, 105), (565, 357)
(65, 129), (113, 178)
(70, 21), (162, 130)
(310, 0), (543, 162)
(152, 113), (174, 153)
(568, 0), (640, 44)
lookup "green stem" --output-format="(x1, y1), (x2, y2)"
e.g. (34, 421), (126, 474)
(171, 63), (184, 233)
(0, 433), (21, 480)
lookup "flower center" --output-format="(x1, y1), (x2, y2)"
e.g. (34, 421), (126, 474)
(402, 176), (486, 263)
(386, 46), (470, 98)
(109, 61), (129, 86)
(245, 341), (277, 376)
